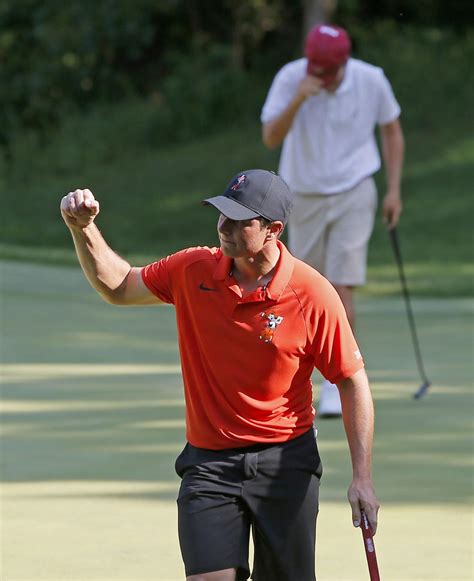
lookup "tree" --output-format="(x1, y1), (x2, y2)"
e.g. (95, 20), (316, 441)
(303, 0), (338, 37)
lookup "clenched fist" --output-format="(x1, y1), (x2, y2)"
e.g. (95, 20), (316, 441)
(60, 189), (100, 230)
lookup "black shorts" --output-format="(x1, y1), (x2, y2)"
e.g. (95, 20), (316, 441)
(175, 427), (323, 581)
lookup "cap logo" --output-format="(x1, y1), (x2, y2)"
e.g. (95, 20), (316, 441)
(319, 25), (339, 37)
(230, 174), (246, 191)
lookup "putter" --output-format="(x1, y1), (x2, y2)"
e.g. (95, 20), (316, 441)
(360, 510), (380, 581)
(389, 227), (431, 399)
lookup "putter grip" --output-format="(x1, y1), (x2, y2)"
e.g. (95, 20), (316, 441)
(361, 511), (381, 581)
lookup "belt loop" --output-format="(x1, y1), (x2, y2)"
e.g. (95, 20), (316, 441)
(244, 452), (258, 479)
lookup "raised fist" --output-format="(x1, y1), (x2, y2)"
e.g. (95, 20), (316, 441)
(60, 189), (100, 230)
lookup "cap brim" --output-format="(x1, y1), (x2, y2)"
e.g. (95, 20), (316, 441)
(203, 196), (260, 220)
(306, 57), (347, 72)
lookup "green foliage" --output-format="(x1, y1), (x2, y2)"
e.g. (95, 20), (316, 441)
(352, 23), (474, 136)
(1, 23), (473, 297)
(353, 24), (474, 289)
(147, 45), (272, 146)
(0, 0), (169, 146)
(0, 0), (299, 150)
(2, 0), (473, 152)
(336, 0), (474, 29)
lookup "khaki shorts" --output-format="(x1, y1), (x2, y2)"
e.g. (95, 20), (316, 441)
(288, 177), (378, 286)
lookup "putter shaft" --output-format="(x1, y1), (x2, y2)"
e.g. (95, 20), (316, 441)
(389, 228), (431, 397)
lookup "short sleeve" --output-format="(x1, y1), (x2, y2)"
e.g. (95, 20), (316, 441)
(261, 61), (303, 123)
(310, 284), (364, 383)
(376, 70), (401, 125)
(141, 249), (191, 304)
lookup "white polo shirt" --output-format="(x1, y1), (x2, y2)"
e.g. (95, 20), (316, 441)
(261, 58), (401, 194)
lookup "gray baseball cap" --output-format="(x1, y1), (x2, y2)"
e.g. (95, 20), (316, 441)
(203, 169), (293, 224)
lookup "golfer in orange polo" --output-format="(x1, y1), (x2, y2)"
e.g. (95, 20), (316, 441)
(61, 169), (379, 581)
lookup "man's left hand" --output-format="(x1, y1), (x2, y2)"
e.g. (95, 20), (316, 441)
(383, 190), (402, 229)
(347, 477), (380, 534)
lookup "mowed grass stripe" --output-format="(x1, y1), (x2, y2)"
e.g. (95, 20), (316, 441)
(1, 261), (473, 580)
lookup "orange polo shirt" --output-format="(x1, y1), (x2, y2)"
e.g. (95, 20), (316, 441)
(142, 241), (364, 450)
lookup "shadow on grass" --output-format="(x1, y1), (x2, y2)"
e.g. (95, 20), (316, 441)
(1, 372), (185, 501)
(1, 261), (472, 508)
(317, 381), (473, 506)
(2, 365), (472, 506)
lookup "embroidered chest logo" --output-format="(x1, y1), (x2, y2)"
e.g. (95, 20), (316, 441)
(259, 311), (284, 343)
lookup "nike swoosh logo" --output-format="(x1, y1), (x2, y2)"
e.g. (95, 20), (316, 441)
(199, 283), (218, 292)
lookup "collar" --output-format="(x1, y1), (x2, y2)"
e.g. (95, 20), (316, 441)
(265, 240), (294, 300)
(214, 250), (232, 282)
(335, 57), (353, 94)
(213, 240), (294, 301)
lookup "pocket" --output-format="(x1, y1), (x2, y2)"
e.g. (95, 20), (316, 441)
(174, 443), (190, 477)
(280, 429), (324, 479)
(312, 437), (323, 480)
(350, 177), (378, 212)
(365, 177), (378, 211)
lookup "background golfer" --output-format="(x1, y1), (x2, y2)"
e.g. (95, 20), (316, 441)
(261, 23), (405, 417)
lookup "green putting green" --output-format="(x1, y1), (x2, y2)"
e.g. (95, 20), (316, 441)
(1, 260), (472, 580)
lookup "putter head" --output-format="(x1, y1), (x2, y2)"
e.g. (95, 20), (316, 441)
(413, 381), (431, 399)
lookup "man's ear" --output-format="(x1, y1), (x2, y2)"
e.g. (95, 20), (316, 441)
(267, 221), (284, 239)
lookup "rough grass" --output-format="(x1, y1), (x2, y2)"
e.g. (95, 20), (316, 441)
(1, 117), (473, 296)
(1, 28), (473, 297)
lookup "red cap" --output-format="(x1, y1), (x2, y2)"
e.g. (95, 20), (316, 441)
(305, 24), (351, 69)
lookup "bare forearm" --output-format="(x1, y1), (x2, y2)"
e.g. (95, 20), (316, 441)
(381, 121), (405, 194)
(61, 189), (159, 306)
(69, 223), (131, 303)
(338, 369), (374, 479)
(338, 368), (379, 531)
(262, 94), (306, 149)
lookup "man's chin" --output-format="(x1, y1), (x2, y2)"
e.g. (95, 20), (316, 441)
(220, 243), (238, 258)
